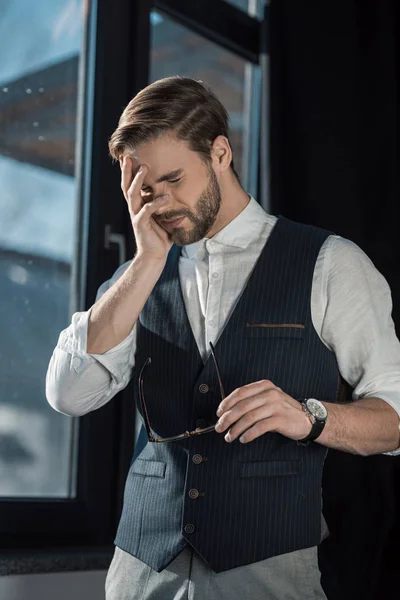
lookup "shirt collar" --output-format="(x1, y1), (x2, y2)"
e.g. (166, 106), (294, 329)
(182, 196), (270, 260)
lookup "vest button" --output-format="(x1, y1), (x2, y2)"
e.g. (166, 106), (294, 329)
(192, 454), (203, 464)
(184, 524), (195, 534)
(195, 418), (207, 428)
(189, 488), (199, 499)
(199, 384), (209, 394)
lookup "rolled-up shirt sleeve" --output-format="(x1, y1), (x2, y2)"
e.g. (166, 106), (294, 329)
(46, 260), (135, 416)
(319, 236), (400, 456)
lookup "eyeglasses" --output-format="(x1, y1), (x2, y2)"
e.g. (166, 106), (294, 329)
(138, 342), (225, 443)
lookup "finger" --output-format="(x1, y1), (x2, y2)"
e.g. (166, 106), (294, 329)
(238, 417), (281, 444)
(221, 405), (274, 442)
(133, 197), (171, 235)
(215, 392), (270, 433)
(120, 155), (133, 200)
(122, 157), (148, 215)
(127, 162), (148, 215)
(216, 380), (277, 417)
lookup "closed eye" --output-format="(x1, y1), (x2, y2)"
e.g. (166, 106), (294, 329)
(142, 178), (181, 193)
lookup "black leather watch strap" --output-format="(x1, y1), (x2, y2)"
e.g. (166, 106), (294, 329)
(297, 418), (326, 445)
(297, 399), (327, 446)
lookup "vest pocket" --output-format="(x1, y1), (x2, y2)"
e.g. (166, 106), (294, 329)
(244, 323), (305, 339)
(240, 459), (301, 478)
(131, 458), (166, 478)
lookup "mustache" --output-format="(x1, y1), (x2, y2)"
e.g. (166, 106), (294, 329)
(158, 212), (189, 221)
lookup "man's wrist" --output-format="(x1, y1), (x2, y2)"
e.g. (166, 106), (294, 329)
(299, 402), (314, 438)
(297, 399), (328, 445)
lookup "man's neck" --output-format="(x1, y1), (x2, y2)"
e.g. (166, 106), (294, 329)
(207, 185), (250, 238)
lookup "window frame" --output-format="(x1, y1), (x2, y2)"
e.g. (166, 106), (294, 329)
(155, 0), (260, 63)
(0, 0), (150, 554)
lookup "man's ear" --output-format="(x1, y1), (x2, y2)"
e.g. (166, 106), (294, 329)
(211, 135), (232, 173)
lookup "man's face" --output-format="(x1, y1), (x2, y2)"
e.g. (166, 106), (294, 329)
(128, 134), (222, 246)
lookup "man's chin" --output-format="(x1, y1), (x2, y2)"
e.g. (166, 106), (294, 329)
(169, 232), (186, 246)
(165, 217), (210, 247)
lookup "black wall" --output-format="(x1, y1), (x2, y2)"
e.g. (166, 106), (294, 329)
(269, 2), (400, 599)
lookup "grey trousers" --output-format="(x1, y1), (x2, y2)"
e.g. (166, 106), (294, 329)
(105, 543), (328, 600)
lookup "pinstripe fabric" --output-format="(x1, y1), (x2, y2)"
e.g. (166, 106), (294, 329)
(115, 216), (341, 573)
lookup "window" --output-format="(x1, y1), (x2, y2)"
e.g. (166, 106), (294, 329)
(0, 0), (133, 553)
(150, 8), (261, 196)
(0, 0), (83, 497)
(0, 0), (265, 563)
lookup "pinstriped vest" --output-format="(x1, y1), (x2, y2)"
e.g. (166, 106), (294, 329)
(115, 216), (342, 573)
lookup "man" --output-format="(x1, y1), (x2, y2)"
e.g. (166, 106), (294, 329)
(46, 76), (400, 600)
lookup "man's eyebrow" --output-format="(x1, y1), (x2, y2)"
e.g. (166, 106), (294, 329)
(153, 169), (184, 184)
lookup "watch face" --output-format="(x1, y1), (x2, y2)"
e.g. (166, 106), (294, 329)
(306, 399), (327, 420)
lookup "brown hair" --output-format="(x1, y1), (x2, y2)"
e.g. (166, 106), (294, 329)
(108, 76), (240, 181)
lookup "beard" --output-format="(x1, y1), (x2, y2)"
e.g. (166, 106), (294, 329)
(166, 167), (222, 247)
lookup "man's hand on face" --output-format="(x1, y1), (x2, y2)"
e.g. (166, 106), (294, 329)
(120, 155), (173, 262)
(214, 380), (313, 444)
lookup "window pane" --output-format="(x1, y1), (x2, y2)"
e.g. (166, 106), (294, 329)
(150, 10), (261, 198)
(150, 11), (259, 184)
(0, 0), (85, 497)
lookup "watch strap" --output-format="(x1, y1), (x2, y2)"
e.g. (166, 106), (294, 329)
(297, 400), (327, 445)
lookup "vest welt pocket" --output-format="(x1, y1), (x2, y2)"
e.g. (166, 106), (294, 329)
(244, 323), (305, 339)
(240, 459), (301, 478)
(131, 458), (166, 478)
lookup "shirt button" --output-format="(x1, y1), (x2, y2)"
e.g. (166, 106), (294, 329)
(196, 418), (207, 428)
(189, 489), (199, 499)
(212, 272), (219, 279)
(184, 524), (195, 534)
(199, 384), (209, 394)
(192, 454), (203, 464)
(208, 319), (216, 327)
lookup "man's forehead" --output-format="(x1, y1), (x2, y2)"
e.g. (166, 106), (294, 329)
(130, 135), (196, 165)
(132, 135), (188, 157)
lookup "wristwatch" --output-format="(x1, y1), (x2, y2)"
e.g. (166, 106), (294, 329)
(297, 398), (328, 445)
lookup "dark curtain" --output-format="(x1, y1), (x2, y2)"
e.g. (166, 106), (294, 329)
(268, 2), (400, 599)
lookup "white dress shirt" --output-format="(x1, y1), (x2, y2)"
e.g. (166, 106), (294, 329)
(46, 197), (400, 455)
